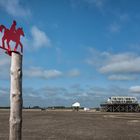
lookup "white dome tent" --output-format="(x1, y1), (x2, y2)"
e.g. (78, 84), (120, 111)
(72, 102), (80, 111)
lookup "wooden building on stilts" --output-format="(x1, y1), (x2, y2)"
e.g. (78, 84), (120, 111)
(100, 96), (139, 112)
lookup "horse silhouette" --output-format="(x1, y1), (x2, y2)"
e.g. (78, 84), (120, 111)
(0, 25), (24, 53)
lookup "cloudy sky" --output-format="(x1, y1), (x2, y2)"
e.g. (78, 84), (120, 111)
(0, 0), (140, 107)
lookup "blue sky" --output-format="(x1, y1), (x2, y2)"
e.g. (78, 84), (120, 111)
(1, 0), (140, 107)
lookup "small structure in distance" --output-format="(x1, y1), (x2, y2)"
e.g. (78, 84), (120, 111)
(84, 107), (90, 111)
(72, 102), (80, 111)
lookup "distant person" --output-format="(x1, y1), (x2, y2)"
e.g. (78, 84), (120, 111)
(10, 20), (17, 34)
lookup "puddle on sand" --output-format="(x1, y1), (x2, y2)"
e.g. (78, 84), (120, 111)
(103, 115), (115, 118)
(128, 120), (140, 123)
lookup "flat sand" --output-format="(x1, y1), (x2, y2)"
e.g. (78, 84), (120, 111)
(0, 110), (140, 140)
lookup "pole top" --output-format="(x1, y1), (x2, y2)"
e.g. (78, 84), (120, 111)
(0, 20), (24, 56)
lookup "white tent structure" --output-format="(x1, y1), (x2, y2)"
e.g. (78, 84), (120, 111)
(72, 102), (80, 107)
(72, 102), (80, 111)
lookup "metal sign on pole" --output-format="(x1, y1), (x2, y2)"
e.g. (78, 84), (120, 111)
(0, 20), (24, 140)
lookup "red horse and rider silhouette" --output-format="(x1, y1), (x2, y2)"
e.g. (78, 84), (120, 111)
(0, 20), (24, 56)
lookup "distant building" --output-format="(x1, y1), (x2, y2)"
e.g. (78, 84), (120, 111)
(107, 96), (138, 104)
(72, 102), (80, 111)
(84, 107), (90, 111)
(100, 96), (139, 112)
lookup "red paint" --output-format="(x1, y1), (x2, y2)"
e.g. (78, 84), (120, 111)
(0, 20), (24, 56)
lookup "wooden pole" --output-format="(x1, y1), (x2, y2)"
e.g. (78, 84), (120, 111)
(9, 52), (22, 140)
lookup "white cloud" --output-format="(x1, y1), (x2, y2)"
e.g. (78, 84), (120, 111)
(86, 49), (140, 74)
(108, 74), (137, 81)
(24, 67), (62, 79)
(99, 54), (140, 74)
(107, 53), (135, 63)
(31, 26), (51, 49)
(0, 0), (31, 17)
(0, 83), (132, 107)
(67, 69), (81, 77)
(23, 26), (51, 50)
(85, 47), (110, 67)
(46, 70), (62, 79)
(24, 67), (81, 80)
(129, 86), (140, 93)
(86, 48), (140, 80)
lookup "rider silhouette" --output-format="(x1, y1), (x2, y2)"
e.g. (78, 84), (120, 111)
(0, 20), (24, 55)
(10, 20), (17, 34)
